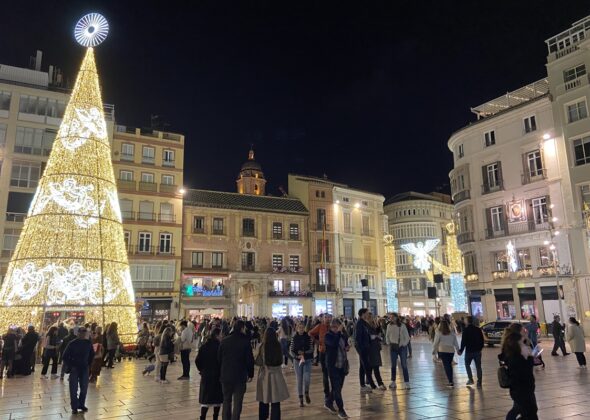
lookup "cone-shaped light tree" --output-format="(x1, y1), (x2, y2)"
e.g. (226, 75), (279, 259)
(0, 14), (138, 342)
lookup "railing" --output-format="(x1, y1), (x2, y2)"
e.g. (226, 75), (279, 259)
(538, 266), (557, 277)
(268, 290), (313, 297)
(272, 266), (304, 274)
(132, 245), (175, 255)
(311, 284), (336, 292)
(289, 234), (300, 241)
(122, 211), (135, 221)
(158, 213), (176, 223)
(555, 73), (590, 95)
(159, 184), (178, 194)
(485, 221), (549, 239)
(212, 228), (225, 235)
(193, 227), (206, 234)
(517, 268), (533, 279)
(142, 156), (155, 165)
(465, 273), (479, 282)
(272, 233), (283, 240)
(521, 169), (547, 185)
(398, 290), (410, 297)
(241, 264), (255, 272)
(139, 181), (157, 192)
(481, 180), (503, 195)
(492, 270), (510, 280)
(6, 212), (26, 222)
(314, 222), (330, 231)
(137, 212), (156, 221)
(117, 179), (136, 191)
(361, 229), (374, 237)
(339, 257), (377, 267)
(457, 231), (474, 244)
(453, 189), (471, 203)
(133, 281), (174, 291)
(162, 160), (175, 167)
(120, 153), (134, 162)
(242, 230), (256, 238)
(485, 227), (506, 239)
(116, 125), (182, 142)
(313, 254), (332, 263)
(552, 44), (580, 61)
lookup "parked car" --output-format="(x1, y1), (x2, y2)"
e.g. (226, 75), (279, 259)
(481, 320), (532, 346)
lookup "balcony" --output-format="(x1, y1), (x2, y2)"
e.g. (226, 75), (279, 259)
(117, 179), (136, 191)
(361, 229), (374, 237)
(314, 222), (330, 231)
(481, 180), (503, 195)
(158, 213), (176, 223)
(492, 270), (510, 280)
(120, 153), (134, 162)
(137, 212), (156, 222)
(268, 290), (313, 297)
(340, 257), (377, 267)
(457, 231), (474, 245)
(242, 230), (256, 238)
(142, 156), (155, 165)
(313, 254), (332, 263)
(162, 160), (175, 167)
(131, 245), (176, 256)
(272, 233), (283, 240)
(311, 284), (336, 293)
(159, 184), (178, 194)
(193, 227), (206, 234)
(485, 227), (506, 239)
(133, 281), (174, 291)
(212, 228), (225, 236)
(343, 227), (355, 234)
(272, 265), (304, 274)
(521, 169), (547, 185)
(517, 268), (533, 279)
(241, 264), (255, 272)
(485, 221), (549, 239)
(289, 234), (301, 241)
(122, 211), (135, 221)
(453, 190), (471, 204)
(139, 181), (157, 193)
(465, 273), (479, 282)
(6, 212), (26, 223)
(538, 266), (557, 277)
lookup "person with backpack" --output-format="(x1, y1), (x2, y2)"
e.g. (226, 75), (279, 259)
(458, 316), (484, 387)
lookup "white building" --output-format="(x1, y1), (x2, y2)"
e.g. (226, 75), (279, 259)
(448, 15), (590, 329)
(384, 192), (454, 316)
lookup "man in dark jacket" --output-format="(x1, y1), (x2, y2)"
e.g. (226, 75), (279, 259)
(19, 326), (39, 375)
(62, 327), (94, 414)
(60, 328), (77, 380)
(218, 320), (254, 420)
(458, 316), (484, 386)
(354, 308), (375, 392)
(551, 315), (569, 356)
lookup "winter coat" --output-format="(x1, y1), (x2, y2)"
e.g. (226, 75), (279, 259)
(385, 323), (410, 347)
(256, 343), (289, 404)
(566, 324), (586, 353)
(459, 324), (484, 353)
(195, 339), (223, 405)
(289, 332), (314, 360)
(106, 331), (120, 350)
(369, 330), (383, 368)
(218, 331), (255, 384)
(180, 323), (195, 351)
(432, 331), (459, 354)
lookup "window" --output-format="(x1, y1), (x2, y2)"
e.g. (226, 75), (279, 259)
(10, 161), (41, 188)
(0, 124), (6, 147)
(573, 136), (590, 166)
(343, 212), (351, 233)
(290, 280), (300, 292)
(289, 223), (300, 240)
(242, 252), (255, 271)
(159, 233), (172, 254)
(532, 197), (548, 224)
(142, 146), (155, 164)
(0, 91), (11, 111)
(483, 161), (502, 191)
(463, 252), (477, 274)
(564, 64), (586, 82)
(163, 149), (175, 166)
(18, 95), (65, 118)
(272, 222), (283, 239)
(273, 280), (284, 292)
(120, 170), (133, 181)
(161, 174), (174, 185)
(539, 247), (555, 267)
(212, 252), (223, 268)
(121, 143), (134, 160)
(123, 231), (131, 250)
(272, 254), (283, 268)
(457, 144), (464, 159)
(494, 251), (508, 271)
(317, 239), (330, 261)
(490, 206), (504, 232)
(120, 199), (133, 220)
(363, 245), (372, 264)
(315, 191), (320, 198)
(212, 218), (224, 235)
(242, 218), (255, 237)
(289, 255), (300, 270)
(192, 251), (204, 268)
(3, 229), (20, 253)
(411, 278), (421, 290)
(362, 215), (370, 235)
(526, 150), (544, 177)
(484, 130), (496, 147)
(141, 172), (154, 183)
(317, 268), (328, 285)
(130, 263), (175, 283)
(138, 232), (152, 252)
(342, 197), (349, 203)
(317, 208), (326, 229)
(567, 100), (588, 123)
(14, 127), (55, 155)
(159, 203), (174, 222)
(138, 201), (154, 221)
(193, 216), (205, 233)
(523, 116), (537, 133)
(517, 248), (531, 269)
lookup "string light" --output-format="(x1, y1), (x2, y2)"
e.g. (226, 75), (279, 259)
(0, 44), (138, 342)
(384, 235), (399, 312)
(400, 239), (440, 272)
(450, 272), (467, 312)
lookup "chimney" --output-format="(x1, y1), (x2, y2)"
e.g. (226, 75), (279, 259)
(35, 50), (42, 71)
(48, 65), (54, 84)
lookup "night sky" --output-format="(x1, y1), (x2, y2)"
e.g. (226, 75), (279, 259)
(2, 1), (590, 199)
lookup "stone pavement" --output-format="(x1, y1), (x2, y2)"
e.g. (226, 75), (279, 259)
(0, 336), (589, 420)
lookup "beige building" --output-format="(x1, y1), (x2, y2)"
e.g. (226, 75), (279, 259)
(112, 126), (185, 322)
(288, 174), (388, 316)
(384, 192), (454, 316)
(181, 151), (311, 319)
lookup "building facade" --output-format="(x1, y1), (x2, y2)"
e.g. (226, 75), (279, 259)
(384, 192), (454, 316)
(448, 15), (590, 328)
(181, 152), (311, 319)
(288, 174), (387, 316)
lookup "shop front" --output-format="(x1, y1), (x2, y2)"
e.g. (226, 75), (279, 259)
(138, 299), (172, 323)
(494, 289), (516, 320)
(42, 310), (87, 330)
(517, 287), (538, 319)
(314, 298), (335, 316)
(468, 290), (484, 319)
(268, 298), (312, 318)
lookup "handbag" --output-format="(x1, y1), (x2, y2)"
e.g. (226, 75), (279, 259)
(343, 359), (350, 376)
(497, 364), (511, 389)
(254, 344), (264, 367)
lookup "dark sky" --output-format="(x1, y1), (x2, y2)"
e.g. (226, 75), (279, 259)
(2, 1), (590, 199)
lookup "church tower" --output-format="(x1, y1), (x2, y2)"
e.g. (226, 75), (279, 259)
(237, 148), (266, 195)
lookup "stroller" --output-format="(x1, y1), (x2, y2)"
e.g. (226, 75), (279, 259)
(115, 343), (135, 362)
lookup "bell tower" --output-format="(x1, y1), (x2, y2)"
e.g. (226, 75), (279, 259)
(236, 147), (266, 195)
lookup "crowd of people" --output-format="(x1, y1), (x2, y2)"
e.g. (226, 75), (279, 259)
(0, 311), (587, 419)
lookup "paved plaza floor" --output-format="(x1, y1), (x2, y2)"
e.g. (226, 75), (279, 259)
(0, 336), (589, 420)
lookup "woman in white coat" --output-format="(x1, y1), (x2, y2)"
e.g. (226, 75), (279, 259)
(566, 317), (586, 368)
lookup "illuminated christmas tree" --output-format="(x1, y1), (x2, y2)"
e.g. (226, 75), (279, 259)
(0, 14), (138, 342)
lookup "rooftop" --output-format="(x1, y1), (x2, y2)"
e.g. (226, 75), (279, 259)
(184, 189), (308, 215)
(470, 78), (549, 119)
(385, 191), (452, 206)
(545, 15), (590, 59)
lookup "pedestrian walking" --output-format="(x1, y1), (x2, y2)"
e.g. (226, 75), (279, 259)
(501, 332), (538, 420)
(278, 318), (293, 369)
(566, 317), (587, 368)
(62, 327), (94, 415)
(41, 326), (60, 379)
(89, 327), (103, 382)
(0, 328), (18, 379)
(105, 322), (120, 368)
(385, 312), (410, 390)
(18, 325), (39, 376)
(218, 320), (254, 420)
(458, 315), (484, 387)
(551, 315), (570, 356)
(289, 321), (314, 406)
(354, 308), (375, 392)
(525, 315), (540, 347)
(368, 313), (386, 390)
(325, 319), (350, 419)
(158, 327), (175, 383)
(59, 328), (77, 380)
(178, 320), (195, 380)
(256, 328), (289, 420)
(432, 320), (459, 387)
(309, 314), (332, 406)
(196, 327), (223, 420)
